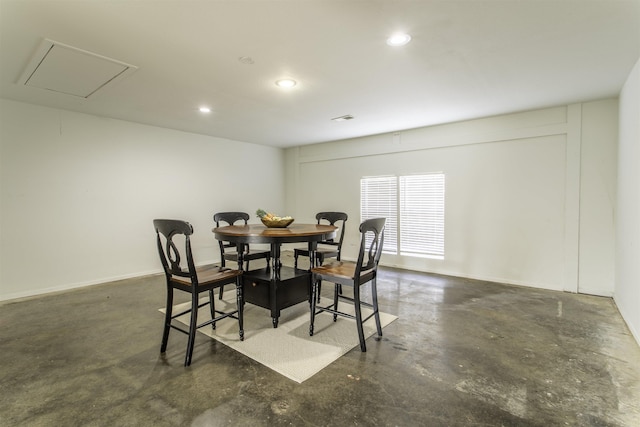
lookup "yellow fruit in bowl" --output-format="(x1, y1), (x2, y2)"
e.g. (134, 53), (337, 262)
(257, 209), (294, 227)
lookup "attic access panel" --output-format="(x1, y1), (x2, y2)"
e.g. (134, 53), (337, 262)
(18, 39), (137, 98)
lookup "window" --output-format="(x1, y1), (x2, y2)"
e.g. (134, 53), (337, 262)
(399, 174), (445, 258)
(360, 176), (397, 253)
(360, 173), (445, 259)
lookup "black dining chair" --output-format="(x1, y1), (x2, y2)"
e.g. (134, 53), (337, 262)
(294, 212), (348, 302)
(154, 219), (244, 366)
(309, 217), (385, 352)
(214, 212), (271, 299)
(294, 212), (348, 269)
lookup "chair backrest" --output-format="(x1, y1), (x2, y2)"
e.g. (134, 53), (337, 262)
(354, 217), (386, 278)
(316, 212), (348, 249)
(213, 212), (250, 227)
(153, 219), (196, 282)
(213, 212), (250, 258)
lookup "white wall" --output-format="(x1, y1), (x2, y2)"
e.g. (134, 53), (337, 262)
(616, 57), (640, 345)
(285, 101), (618, 295)
(0, 95), (622, 307)
(579, 100), (618, 296)
(0, 99), (285, 301)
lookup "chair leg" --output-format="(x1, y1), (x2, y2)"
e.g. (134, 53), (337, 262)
(316, 253), (324, 302)
(371, 278), (382, 337)
(336, 256), (343, 296)
(219, 259), (226, 300)
(294, 251), (299, 269)
(185, 292), (199, 366)
(309, 278), (319, 336)
(236, 278), (244, 341)
(353, 285), (367, 352)
(332, 283), (339, 322)
(209, 289), (216, 330)
(161, 286), (174, 353)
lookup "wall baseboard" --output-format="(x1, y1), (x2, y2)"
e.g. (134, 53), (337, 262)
(613, 297), (640, 348)
(0, 269), (162, 303)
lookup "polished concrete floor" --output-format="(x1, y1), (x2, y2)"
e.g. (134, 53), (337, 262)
(2, 252), (640, 426)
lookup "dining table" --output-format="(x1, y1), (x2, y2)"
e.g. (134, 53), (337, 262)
(212, 223), (337, 327)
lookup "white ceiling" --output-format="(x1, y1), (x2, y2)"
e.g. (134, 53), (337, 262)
(1, 0), (639, 148)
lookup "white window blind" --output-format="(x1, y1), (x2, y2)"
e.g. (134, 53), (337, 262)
(360, 176), (398, 254)
(399, 174), (445, 258)
(361, 173), (445, 259)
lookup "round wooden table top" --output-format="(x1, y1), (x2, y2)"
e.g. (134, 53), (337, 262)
(212, 223), (337, 244)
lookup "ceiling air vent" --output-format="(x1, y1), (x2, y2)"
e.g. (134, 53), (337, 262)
(17, 39), (138, 98)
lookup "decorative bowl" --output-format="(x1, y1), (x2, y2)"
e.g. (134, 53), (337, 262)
(261, 217), (294, 228)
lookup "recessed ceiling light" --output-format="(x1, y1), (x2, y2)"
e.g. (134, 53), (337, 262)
(199, 106), (211, 113)
(275, 79), (297, 88)
(331, 114), (354, 122)
(386, 33), (411, 46)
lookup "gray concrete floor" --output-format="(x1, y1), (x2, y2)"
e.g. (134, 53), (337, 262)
(2, 252), (640, 426)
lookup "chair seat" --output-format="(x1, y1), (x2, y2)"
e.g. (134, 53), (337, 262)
(173, 266), (242, 287)
(316, 247), (339, 256)
(312, 261), (376, 283)
(311, 261), (356, 280)
(224, 250), (271, 262)
(295, 246), (338, 256)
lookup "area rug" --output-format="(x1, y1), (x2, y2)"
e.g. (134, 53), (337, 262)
(160, 294), (397, 383)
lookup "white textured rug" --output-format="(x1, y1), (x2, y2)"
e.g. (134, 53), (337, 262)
(160, 293), (397, 383)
